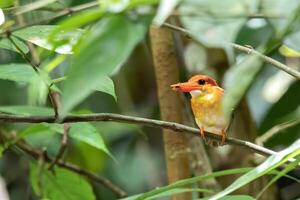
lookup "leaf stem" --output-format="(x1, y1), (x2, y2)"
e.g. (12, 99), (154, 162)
(48, 123), (70, 171)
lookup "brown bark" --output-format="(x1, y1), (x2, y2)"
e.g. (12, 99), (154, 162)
(150, 25), (191, 200)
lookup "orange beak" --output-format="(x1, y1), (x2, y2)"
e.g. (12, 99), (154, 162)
(171, 82), (200, 92)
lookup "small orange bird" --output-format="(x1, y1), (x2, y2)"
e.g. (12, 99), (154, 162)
(171, 75), (228, 145)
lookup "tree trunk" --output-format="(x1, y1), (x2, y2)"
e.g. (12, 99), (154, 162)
(150, 25), (191, 200)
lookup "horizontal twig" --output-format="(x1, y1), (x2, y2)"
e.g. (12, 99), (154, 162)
(0, 113), (277, 157)
(162, 23), (300, 80)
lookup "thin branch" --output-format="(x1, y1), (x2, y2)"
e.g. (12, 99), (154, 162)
(230, 43), (300, 80)
(36, 149), (46, 198)
(48, 90), (60, 120)
(14, 139), (127, 197)
(0, 113), (277, 157)
(0, 1), (99, 36)
(256, 119), (300, 146)
(162, 23), (300, 80)
(7, 34), (60, 119)
(48, 123), (69, 171)
(171, 11), (286, 19)
(7, 35), (39, 73)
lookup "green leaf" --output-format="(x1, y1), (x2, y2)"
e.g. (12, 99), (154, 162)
(0, 105), (54, 115)
(152, 188), (212, 199)
(30, 162), (96, 200)
(27, 73), (49, 105)
(19, 124), (54, 139)
(153, 0), (181, 26)
(99, 0), (158, 13)
(18, 122), (113, 159)
(122, 168), (252, 200)
(209, 139), (300, 200)
(15, 0), (57, 15)
(212, 195), (255, 200)
(94, 76), (117, 101)
(48, 9), (104, 44)
(0, 63), (36, 83)
(126, 188), (212, 200)
(0, 37), (29, 53)
(18, 124), (61, 154)
(13, 25), (83, 54)
(61, 15), (147, 116)
(69, 122), (112, 158)
(260, 0), (300, 35)
(256, 156), (300, 198)
(179, 0), (254, 47)
(223, 54), (263, 120)
(123, 165), (299, 200)
(0, 0), (14, 8)
(47, 75), (117, 101)
(18, 123), (62, 139)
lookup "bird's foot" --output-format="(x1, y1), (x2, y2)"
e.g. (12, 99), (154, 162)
(219, 129), (226, 146)
(199, 128), (226, 146)
(200, 127), (205, 139)
(200, 128), (210, 143)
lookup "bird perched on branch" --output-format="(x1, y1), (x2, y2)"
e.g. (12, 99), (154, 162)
(171, 75), (228, 145)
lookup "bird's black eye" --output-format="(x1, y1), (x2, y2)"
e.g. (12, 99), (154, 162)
(198, 79), (206, 85)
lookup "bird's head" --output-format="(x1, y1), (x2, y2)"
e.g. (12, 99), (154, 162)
(171, 75), (218, 95)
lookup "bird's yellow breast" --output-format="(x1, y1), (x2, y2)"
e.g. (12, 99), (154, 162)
(190, 86), (226, 129)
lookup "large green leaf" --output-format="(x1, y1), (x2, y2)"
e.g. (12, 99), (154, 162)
(18, 122), (112, 157)
(0, 105), (54, 115)
(256, 156), (300, 198)
(69, 122), (112, 158)
(0, 64), (36, 83)
(49, 9), (104, 40)
(260, 0), (300, 34)
(30, 163), (95, 200)
(223, 54), (263, 120)
(13, 25), (83, 54)
(0, 64), (54, 106)
(209, 139), (300, 200)
(179, 0), (255, 47)
(60, 15), (147, 116)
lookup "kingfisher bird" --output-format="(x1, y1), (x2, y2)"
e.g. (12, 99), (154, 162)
(171, 75), (228, 145)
